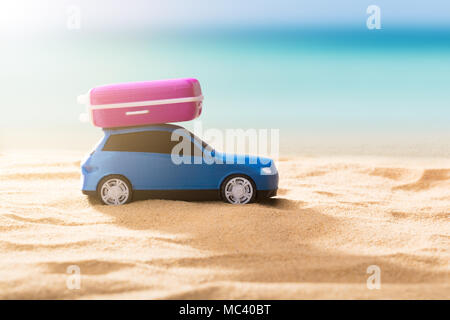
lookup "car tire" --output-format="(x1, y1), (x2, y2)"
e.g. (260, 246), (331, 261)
(97, 175), (133, 205)
(220, 175), (256, 204)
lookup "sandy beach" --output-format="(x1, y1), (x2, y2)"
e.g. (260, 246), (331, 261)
(0, 150), (449, 299)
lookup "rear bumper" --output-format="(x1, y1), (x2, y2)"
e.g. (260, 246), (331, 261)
(82, 190), (97, 196)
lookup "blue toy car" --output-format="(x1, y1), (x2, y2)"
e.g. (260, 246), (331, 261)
(81, 124), (278, 205)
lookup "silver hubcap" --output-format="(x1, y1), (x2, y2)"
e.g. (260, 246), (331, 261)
(100, 178), (130, 205)
(224, 177), (253, 204)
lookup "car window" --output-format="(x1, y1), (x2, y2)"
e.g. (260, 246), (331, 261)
(191, 133), (213, 153)
(170, 129), (204, 156)
(102, 130), (203, 156)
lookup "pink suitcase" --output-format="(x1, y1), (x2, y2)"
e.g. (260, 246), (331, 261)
(78, 78), (203, 128)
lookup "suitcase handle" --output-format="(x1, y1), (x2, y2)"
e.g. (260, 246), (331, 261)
(125, 110), (149, 116)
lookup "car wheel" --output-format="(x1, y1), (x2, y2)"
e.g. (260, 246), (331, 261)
(97, 175), (132, 205)
(221, 175), (256, 204)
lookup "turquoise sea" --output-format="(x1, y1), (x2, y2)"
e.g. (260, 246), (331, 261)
(1, 28), (449, 155)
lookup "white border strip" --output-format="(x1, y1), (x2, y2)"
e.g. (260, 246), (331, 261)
(88, 95), (203, 110)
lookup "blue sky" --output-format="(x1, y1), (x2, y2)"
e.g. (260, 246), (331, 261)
(102, 0), (450, 28)
(2, 0), (450, 35)
(72, 0), (450, 28)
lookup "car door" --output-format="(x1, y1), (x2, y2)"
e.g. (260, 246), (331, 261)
(132, 129), (180, 190)
(100, 130), (168, 190)
(123, 128), (207, 190)
(165, 129), (224, 190)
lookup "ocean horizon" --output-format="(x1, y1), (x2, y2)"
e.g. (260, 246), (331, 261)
(2, 27), (449, 156)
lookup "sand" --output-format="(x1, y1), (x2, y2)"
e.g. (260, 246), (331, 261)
(0, 150), (449, 299)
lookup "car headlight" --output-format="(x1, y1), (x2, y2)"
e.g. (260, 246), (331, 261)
(260, 162), (277, 175)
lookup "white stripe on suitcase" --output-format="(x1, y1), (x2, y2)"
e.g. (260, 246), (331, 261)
(86, 95), (203, 110)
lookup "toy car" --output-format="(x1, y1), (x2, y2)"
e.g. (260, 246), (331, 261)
(81, 124), (278, 205)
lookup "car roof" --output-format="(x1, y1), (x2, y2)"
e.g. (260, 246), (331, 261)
(103, 123), (186, 134)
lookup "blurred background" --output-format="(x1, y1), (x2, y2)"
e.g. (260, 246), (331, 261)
(1, 0), (449, 156)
